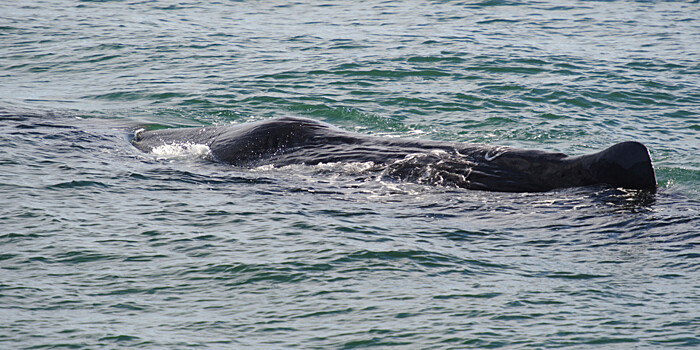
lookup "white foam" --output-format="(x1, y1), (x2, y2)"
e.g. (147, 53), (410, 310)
(313, 161), (376, 174)
(254, 161), (376, 176)
(150, 142), (212, 159)
(252, 164), (276, 171)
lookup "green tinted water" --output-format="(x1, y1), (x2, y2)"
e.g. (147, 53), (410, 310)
(1, 0), (699, 348)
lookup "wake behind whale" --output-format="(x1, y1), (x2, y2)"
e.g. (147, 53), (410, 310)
(132, 117), (657, 192)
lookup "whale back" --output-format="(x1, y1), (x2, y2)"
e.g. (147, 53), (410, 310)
(132, 117), (657, 192)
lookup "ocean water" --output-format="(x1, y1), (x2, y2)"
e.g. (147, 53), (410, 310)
(1, 0), (699, 348)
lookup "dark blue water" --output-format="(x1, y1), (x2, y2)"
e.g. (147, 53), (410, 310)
(1, 1), (699, 348)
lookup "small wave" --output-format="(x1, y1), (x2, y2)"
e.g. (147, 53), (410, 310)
(47, 180), (109, 190)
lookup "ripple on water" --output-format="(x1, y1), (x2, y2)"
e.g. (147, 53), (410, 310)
(1, 0), (699, 348)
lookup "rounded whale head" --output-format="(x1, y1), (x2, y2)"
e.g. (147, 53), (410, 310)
(586, 141), (657, 191)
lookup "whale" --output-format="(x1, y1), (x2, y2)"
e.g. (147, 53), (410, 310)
(132, 117), (657, 192)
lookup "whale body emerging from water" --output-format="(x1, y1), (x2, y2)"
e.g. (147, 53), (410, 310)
(132, 117), (656, 192)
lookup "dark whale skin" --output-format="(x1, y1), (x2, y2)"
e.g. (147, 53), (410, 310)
(132, 117), (656, 192)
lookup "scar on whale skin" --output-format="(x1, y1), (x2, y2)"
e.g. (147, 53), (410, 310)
(132, 117), (657, 193)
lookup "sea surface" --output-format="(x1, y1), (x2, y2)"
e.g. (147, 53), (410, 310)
(1, 0), (699, 348)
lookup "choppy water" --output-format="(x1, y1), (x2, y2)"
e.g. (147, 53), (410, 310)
(1, 0), (699, 348)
